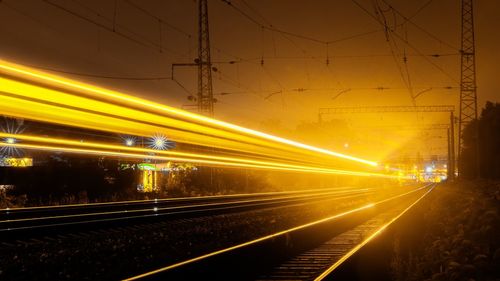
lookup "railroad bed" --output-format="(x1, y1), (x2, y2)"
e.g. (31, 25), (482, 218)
(0, 187), (372, 240)
(0, 184), (430, 280)
(125, 184), (435, 281)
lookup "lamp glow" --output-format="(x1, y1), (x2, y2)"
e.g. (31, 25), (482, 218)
(125, 138), (135, 147)
(149, 134), (172, 150)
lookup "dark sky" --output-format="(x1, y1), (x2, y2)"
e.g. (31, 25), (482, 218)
(0, 0), (498, 159)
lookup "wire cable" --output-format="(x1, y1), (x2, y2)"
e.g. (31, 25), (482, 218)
(380, 0), (458, 51)
(350, 0), (459, 84)
(123, 0), (192, 38)
(221, 0), (385, 45)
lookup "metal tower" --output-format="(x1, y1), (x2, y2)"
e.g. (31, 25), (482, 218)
(458, 0), (479, 176)
(197, 0), (214, 116)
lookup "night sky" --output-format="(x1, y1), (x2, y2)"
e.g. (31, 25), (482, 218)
(0, 0), (498, 160)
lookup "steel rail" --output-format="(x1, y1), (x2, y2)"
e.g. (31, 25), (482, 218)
(123, 184), (432, 280)
(0, 188), (375, 237)
(0, 188), (369, 226)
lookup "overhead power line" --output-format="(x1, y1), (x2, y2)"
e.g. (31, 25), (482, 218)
(221, 0), (384, 45)
(16, 62), (171, 80)
(350, 0), (459, 84)
(406, 0), (434, 21)
(238, 52), (459, 61)
(123, 0), (192, 38)
(375, 2), (413, 103)
(380, 0), (459, 51)
(42, 0), (182, 55)
(12, 59), (459, 106)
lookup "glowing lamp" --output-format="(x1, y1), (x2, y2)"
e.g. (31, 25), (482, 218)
(155, 138), (165, 148)
(125, 138), (135, 147)
(149, 134), (172, 150)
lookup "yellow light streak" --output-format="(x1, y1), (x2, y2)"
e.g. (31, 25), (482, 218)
(0, 83), (362, 168)
(0, 82), (299, 162)
(0, 132), (361, 172)
(0, 142), (399, 178)
(0, 60), (378, 166)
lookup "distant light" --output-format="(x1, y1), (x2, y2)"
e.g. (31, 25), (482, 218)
(155, 138), (165, 148)
(149, 134), (173, 150)
(343, 143), (349, 148)
(125, 138), (135, 147)
(444, 164), (448, 169)
(5, 138), (15, 144)
(425, 166), (433, 173)
(153, 207), (158, 212)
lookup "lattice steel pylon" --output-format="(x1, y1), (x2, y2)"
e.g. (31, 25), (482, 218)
(458, 0), (479, 177)
(197, 0), (214, 116)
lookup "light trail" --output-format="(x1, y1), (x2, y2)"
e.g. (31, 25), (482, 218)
(0, 60), (378, 167)
(0, 80), (372, 169)
(0, 82), (298, 162)
(0, 132), (332, 170)
(0, 142), (401, 178)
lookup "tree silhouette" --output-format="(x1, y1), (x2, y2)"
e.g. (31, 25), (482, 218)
(460, 101), (500, 179)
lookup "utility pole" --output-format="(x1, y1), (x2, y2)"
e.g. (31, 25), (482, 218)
(170, 0), (217, 189)
(449, 111), (455, 180)
(172, 0), (215, 117)
(458, 0), (479, 177)
(197, 0), (214, 117)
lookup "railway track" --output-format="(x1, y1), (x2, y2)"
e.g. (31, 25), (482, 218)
(257, 190), (429, 281)
(124, 183), (435, 281)
(0, 187), (374, 240)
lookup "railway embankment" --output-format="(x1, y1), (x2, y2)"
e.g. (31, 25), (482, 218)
(331, 181), (500, 281)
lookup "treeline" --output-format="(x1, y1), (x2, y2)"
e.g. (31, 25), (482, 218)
(1, 156), (138, 207)
(460, 101), (500, 179)
(0, 155), (274, 208)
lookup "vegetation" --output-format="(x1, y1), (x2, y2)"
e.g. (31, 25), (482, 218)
(0, 156), (138, 208)
(0, 156), (273, 208)
(460, 101), (500, 179)
(390, 181), (500, 281)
